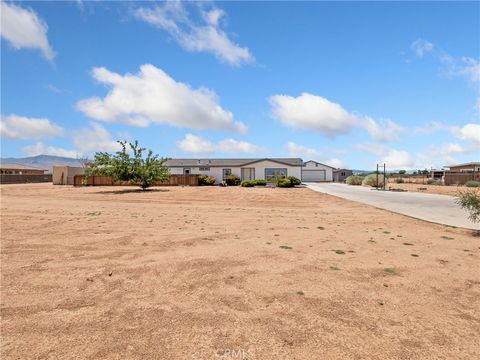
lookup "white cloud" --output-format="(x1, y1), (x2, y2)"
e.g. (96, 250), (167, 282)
(22, 142), (78, 158)
(451, 123), (480, 144)
(0, 114), (64, 140)
(364, 117), (404, 142)
(270, 93), (403, 141)
(0, 2), (55, 60)
(411, 39), (479, 83)
(356, 142), (390, 157)
(411, 39), (434, 58)
(382, 149), (415, 169)
(286, 141), (323, 159)
(76, 64), (246, 134)
(441, 55), (480, 83)
(72, 122), (121, 154)
(413, 121), (446, 136)
(177, 133), (264, 154)
(286, 142), (345, 168)
(269, 93), (359, 137)
(133, 2), (253, 66)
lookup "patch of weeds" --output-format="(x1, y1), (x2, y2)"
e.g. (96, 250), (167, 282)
(396, 235), (403, 238)
(86, 211), (101, 216)
(383, 231), (391, 234)
(317, 226), (325, 230)
(266, 242), (272, 245)
(347, 250), (355, 253)
(403, 242), (414, 246)
(333, 249), (346, 255)
(296, 291), (304, 296)
(441, 236), (454, 240)
(330, 265), (340, 271)
(279, 245), (292, 250)
(274, 234), (280, 237)
(383, 268), (396, 274)
(411, 254), (419, 257)
(368, 239), (376, 243)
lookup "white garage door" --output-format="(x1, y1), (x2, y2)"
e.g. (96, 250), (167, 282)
(302, 170), (326, 182)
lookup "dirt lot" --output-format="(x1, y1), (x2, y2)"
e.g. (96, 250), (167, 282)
(1, 184), (479, 359)
(387, 182), (466, 196)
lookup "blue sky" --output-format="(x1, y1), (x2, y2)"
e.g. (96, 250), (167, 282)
(1, 1), (479, 170)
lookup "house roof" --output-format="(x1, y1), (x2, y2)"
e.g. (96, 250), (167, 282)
(303, 160), (336, 169)
(445, 162), (480, 168)
(0, 162), (46, 171)
(165, 158), (304, 167)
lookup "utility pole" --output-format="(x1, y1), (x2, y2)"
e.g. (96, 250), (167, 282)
(376, 164), (379, 189)
(383, 163), (386, 190)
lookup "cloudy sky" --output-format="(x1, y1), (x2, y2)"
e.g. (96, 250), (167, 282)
(1, 1), (479, 170)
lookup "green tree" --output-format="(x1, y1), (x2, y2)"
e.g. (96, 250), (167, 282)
(86, 141), (170, 190)
(456, 189), (480, 232)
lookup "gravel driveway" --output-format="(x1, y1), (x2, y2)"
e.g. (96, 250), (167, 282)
(306, 182), (479, 230)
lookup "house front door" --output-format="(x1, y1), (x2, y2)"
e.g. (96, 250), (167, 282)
(241, 168), (255, 181)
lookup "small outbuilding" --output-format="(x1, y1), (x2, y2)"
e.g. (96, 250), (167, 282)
(333, 169), (353, 183)
(52, 166), (85, 185)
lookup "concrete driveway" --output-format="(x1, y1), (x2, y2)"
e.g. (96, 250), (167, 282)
(306, 182), (479, 230)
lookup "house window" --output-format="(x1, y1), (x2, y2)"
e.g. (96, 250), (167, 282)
(183, 168), (191, 175)
(199, 167), (210, 171)
(223, 169), (232, 180)
(341, 172), (346, 176)
(265, 168), (287, 182)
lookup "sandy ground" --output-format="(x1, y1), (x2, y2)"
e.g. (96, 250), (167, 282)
(1, 184), (479, 360)
(387, 183), (466, 196)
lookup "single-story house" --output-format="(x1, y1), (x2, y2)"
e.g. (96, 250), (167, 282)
(52, 166), (85, 185)
(165, 158), (303, 184)
(333, 169), (353, 183)
(444, 162), (480, 172)
(301, 160), (335, 182)
(0, 163), (46, 175)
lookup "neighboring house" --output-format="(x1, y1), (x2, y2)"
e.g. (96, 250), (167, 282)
(52, 166), (85, 185)
(444, 162), (480, 172)
(301, 160), (335, 182)
(430, 169), (445, 180)
(165, 158), (303, 184)
(0, 162), (46, 175)
(333, 169), (353, 182)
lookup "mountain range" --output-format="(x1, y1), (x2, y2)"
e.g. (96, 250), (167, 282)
(0, 155), (82, 173)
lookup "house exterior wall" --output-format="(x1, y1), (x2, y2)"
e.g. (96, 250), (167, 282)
(0, 168), (44, 175)
(333, 169), (353, 182)
(302, 161), (333, 181)
(168, 160), (302, 184)
(448, 164), (480, 172)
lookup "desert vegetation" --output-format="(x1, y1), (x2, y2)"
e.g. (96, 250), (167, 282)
(85, 140), (169, 190)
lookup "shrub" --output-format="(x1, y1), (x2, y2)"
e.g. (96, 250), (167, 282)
(287, 176), (301, 186)
(362, 173), (387, 187)
(277, 178), (292, 188)
(346, 175), (364, 185)
(198, 175), (216, 186)
(253, 179), (266, 186)
(426, 179), (442, 185)
(225, 174), (240, 186)
(241, 180), (254, 187)
(465, 181), (480, 188)
(395, 177), (405, 184)
(456, 189), (480, 227)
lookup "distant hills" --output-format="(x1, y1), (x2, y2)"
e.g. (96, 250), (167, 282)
(0, 155), (82, 173)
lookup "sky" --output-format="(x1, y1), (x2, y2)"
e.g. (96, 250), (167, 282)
(1, 0), (479, 170)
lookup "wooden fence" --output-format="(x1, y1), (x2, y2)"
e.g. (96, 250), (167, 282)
(74, 174), (198, 187)
(444, 171), (480, 186)
(0, 174), (52, 184)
